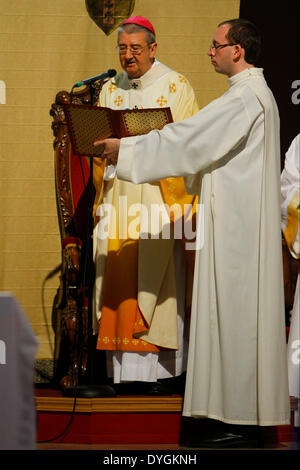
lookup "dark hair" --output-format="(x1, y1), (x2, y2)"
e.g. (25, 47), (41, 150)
(118, 23), (156, 45)
(218, 19), (261, 65)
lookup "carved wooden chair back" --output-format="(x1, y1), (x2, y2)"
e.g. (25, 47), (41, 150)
(50, 81), (104, 389)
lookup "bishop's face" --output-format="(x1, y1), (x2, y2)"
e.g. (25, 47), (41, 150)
(208, 23), (237, 77)
(117, 31), (157, 79)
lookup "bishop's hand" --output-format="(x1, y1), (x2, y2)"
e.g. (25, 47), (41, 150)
(94, 138), (120, 165)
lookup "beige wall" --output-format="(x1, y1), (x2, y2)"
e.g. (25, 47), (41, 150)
(0, 0), (239, 359)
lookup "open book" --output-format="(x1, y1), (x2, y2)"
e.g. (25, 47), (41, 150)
(63, 103), (173, 158)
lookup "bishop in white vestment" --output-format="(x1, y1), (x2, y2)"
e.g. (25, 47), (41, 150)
(93, 17), (199, 387)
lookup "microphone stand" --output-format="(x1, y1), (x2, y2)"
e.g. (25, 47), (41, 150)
(63, 82), (116, 398)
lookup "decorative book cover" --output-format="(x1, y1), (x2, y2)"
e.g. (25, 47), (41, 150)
(62, 103), (173, 158)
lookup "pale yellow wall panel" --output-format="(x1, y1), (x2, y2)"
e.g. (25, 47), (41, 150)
(0, 198), (57, 216)
(157, 38), (211, 55)
(197, 90), (228, 108)
(0, 236), (26, 253)
(0, 266), (59, 288)
(1, 14), (91, 35)
(2, 49), (116, 72)
(24, 235), (61, 253)
(14, 248), (60, 266)
(1, 51), (101, 72)
(0, 106), (52, 125)
(0, 144), (54, 163)
(33, 323), (56, 339)
(1, 161), (54, 178)
(1, 35), (115, 56)
(1, 216), (59, 235)
(22, 287), (59, 307)
(1, 200), (57, 218)
(37, 343), (55, 359)
(0, 231), (60, 248)
(0, 180), (54, 197)
(3, 0), (85, 14)
(26, 305), (58, 323)
(0, 0), (240, 360)
(2, 251), (60, 270)
(0, 127), (51, 145)
(139, 0), (238, 17)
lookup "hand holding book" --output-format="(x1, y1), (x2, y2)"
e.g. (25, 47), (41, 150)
(62, 103), (173, 159)
(93, 137), (120, 165)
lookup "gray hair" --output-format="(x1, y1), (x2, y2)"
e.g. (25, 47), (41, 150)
(117, 23), (156, 45)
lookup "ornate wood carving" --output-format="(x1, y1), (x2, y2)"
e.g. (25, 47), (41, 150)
(50, 81), (105, 389)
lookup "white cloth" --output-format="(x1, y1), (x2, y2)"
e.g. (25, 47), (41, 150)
(0, 293), (38, 449)
(106, 241), (189, 382)
(287, 275), (300, 396)
(281, 134), (300, 257)
(94, 61), (198, 382)
(281, 134), (300, 426)
(117, 68), (290, 425)
(287, 274), (300, 427)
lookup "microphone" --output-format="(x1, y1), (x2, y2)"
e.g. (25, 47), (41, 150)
(74, 69), (117, 87)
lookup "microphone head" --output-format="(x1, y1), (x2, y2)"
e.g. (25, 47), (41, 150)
(107, 69), (117, 78)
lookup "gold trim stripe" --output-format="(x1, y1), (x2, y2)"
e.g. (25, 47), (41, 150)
(284, 189), (300, 258)
(35, 396), (183, 413)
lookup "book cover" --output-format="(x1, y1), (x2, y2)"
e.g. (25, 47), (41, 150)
(63, 103), (173, 158)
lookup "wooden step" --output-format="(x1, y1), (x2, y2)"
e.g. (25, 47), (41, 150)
(36, 389), (183, 444)
(36, 393), (183, 413)
(35, 389), (298, 446)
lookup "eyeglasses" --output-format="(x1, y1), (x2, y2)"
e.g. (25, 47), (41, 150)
(116, 44), (151, 55)
(209, 43), (237, 52)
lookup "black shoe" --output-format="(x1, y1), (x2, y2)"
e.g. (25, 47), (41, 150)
(186, 430), (261, 449)
(144, 382), (174, 396)
(144, 375), (186, 396)
(113, 381), (172, 395)
(113, 382), (144, 395)
(113, 374), (186, 396)
(202, 431), (259, 448)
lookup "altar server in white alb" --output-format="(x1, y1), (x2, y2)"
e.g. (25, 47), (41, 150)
(95, 18), (291, 437)
(281, 134), (300, 427)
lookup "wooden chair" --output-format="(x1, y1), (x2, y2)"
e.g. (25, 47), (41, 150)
(50, 81), (105, 390)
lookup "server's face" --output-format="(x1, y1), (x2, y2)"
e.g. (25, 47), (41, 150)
(208, 23), (239, 77)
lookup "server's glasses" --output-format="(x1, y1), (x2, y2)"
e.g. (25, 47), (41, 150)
(209, 43), (237, 52)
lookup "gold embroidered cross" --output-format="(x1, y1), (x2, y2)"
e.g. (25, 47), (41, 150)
(156, 96), (168, 107)
(108, 83), (117, 94)
(169, 83), (176, 93)
(112, 336), (121, 344)
(114, 95), (123, 106)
